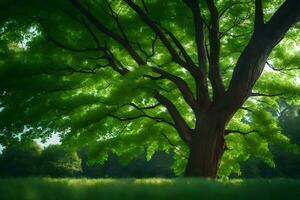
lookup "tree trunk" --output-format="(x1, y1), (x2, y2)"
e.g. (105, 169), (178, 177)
(184, 113), (226, 177)
(184, 133), (225, 177)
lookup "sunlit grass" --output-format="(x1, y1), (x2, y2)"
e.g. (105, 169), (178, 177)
(0, 178), (299, 200)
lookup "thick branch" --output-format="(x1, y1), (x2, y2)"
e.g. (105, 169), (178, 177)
(154, 92), (192, 146)
(223, 0), (300, 120)
(254, 0), (264, 31)
(124, 0), (199, 76)
(123, 0), (179, 61)
(183, 0), (207, 75)
(159, 25), (196, 68)
(104, 46), (130, 75)
(152, 67), (197, 110)
(182, 0), (210, 107)
(207, 0), (225, 100)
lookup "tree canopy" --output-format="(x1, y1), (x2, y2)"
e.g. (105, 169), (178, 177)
(0, 0), (299, 177)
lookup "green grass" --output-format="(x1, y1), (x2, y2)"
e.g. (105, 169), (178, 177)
(0, 178), (299, 200)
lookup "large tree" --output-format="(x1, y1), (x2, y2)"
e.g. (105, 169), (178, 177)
(0, 0), (299, 177)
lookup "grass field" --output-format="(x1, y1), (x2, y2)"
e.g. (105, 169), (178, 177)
(0, 178), (299, 200)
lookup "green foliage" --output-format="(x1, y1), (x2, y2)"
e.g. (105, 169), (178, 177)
(241, 105), (300, 178)
(39, 145), (82, 177)
(171, 147), (188, 176)
(220, 102), (300, 178)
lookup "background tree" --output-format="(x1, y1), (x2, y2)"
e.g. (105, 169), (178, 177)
(80, 146), (175, 178)
(38, 145), (82, 177)
(0, 0), (299, 177)
(0, 141), (41, 177)
(241, 103), (300, 178)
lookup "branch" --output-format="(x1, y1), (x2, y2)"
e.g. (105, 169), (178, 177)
(44, 86), (84, 93)
(183, 0), (207, 77)
(123, 0), (196, 72)
(62, 65), (98, 74)
(152, 67), (197, 111)
(134, 34), (158, 61)
(104, 1), (130, 42)
(266, 61), (300, 71)
(104, 45), (130, 75)
(223, 0), (300, 120)
(127, 0), (212, 109)
(125, 103), (162, 110)
(181, 0), (211, 109)
(61, 64), (119, 75)
(219, 2), (251, 19)
(250, 92), (284, 97)
(141, 0), (149, 14)
(264, 0), (300, 46)
(207, 0), (225, 100)
(161, 132), (176, 147)
(39, 20), (101, 53)
(154, 92), (192, 146)
(61, 8), (103, 50)
(143, 74), (164, 80)
(160, 134), (189, 159)
(57, 10), (130, 76)
(240, 107), (254, 113)
(158, 24), (196, 68)
(219, 15), (251, 39)
(225, 129), (258, 135)
(108, 113), (174, 126)
(69, 0), (145, 65)
(254, 0), (264, 31)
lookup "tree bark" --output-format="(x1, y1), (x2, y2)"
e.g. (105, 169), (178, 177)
(185, 112), (226, 177)
(185, 133), (225, 177)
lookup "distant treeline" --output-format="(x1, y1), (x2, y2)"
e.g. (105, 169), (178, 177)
(0, 143), (81, 177)
(0, 142), (175, 178)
